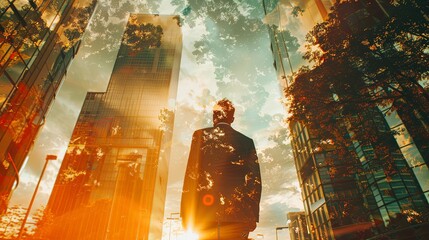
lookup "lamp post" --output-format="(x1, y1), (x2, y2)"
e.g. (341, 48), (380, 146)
(18, 154), (57, 239)
(275, 226), (288, 240)
(167, 212), (180, 240)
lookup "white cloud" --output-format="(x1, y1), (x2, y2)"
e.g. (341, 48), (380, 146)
(263, 190), (303, 210)
(262, 0), (292, 31)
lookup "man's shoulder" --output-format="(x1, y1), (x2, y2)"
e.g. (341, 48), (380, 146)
(224, 126), (253, 143)
(193, 126), (254, 143)
(191, 127), (213, 138)
(234, 130), (253, 143)
(193, 127), (213, 134)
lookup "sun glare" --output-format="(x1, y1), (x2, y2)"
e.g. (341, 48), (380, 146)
(179, 229), (199, 240)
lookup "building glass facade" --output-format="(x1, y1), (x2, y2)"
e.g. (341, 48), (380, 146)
(383, 109), (429, 202)
(291, 115), (429, 239)
(46, 14), (182, 240)
(262, 0), (334, 89)
(0, 0), (96, 213)
(265, 0), (429, 239)
(288, 211), (311, 240)
(291, 120), (378, 239)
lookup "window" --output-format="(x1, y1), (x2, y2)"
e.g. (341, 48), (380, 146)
(0, 74), (14, 106)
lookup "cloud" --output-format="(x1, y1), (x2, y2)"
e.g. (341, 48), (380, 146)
(263, 188), (302, 209)
(262, 0), (293, 30)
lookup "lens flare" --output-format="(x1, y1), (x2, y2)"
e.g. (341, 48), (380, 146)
(180, 229), (199, 240)
(202, 194), (214, 206)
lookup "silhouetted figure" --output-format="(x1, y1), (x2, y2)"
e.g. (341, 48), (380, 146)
(181, 99), (262, 240)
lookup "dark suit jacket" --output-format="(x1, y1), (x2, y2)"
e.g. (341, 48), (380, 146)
(181, 123), (261, 230)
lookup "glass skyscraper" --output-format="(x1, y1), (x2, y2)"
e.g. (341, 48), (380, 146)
(262, 0), (334, 89)
(264, 0), (429, 239)
(46, 14), (182, 240)
(288, 212), (311, 240)
(0, 0), (96, 213)
(290, 117), (428, 239)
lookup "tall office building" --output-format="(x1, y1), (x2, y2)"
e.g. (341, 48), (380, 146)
(0, 0), (96, 213)
(262, 0), (334, 89)
(290, 117), (428, 239)
(46, 14), (182, 240)
(287, 212), (311, 240)
(264, 0), (429, 239)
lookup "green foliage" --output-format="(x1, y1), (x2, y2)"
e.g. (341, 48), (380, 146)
(122, 22), (163, 51)
(59, 0), (96, 50)
(170, 0), (281, 115)
(182, 5), (192, 16)
(291, 6), (305, 17)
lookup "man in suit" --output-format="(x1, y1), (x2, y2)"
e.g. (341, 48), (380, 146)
(181, 99), (262, 240)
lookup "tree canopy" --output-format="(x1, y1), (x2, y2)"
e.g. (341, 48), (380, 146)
(287, 0), (429, 147)
(122, 21), (163, 51)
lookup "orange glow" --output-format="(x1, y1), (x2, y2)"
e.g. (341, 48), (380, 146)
(333, 222), (373, 237)
(202, 194), (214, 206)
(180, 229), (199, 240)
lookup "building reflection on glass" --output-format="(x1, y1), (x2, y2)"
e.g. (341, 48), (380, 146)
(287, 212), (310, 240)
(0, 0), (96, 213)
(46, 14), (182, 240)
(265, 0), (429, 239)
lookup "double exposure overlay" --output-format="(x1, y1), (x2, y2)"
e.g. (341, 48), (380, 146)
(266, 0), (429, 239)
(181, 99), (262, 239)
(0, 0), (95, 214)
(0, 0), (428, 239)
(45, 14), (182, 239)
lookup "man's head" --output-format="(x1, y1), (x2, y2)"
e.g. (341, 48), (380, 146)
(213, 98), (235, 125)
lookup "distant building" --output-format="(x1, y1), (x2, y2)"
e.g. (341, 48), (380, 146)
(46, 14), (182, 240)
(0, 0), (96, 213)
(287, 212), (310, 240)
(262, 0), (333, 89)
(264, 0), (429, 239)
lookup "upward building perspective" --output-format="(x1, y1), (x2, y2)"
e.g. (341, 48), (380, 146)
(0, 0), (96, 213)
(287, 212), (310, 240)
(262, 0), (333, 89)
(264, 0), (429, 239)
(46, 14), (182, 240)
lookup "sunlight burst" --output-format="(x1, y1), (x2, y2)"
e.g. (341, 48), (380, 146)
(179, 229), (199, 240)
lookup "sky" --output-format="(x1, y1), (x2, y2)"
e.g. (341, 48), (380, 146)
(8, 0), (320, 239)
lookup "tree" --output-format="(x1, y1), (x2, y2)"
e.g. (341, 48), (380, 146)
(121, 19), (164, 52)
(0, 3), (49, 68)
(0, 205), (58, 239)
(286, 2), (429, 236)
(58, 0), (97, 50)
(32, 206), (54, 239)
(0, 205), (28, 239)
(159, 108), (175, 133)
(169, 0), (295, 127)
(287, 0), (429, 164)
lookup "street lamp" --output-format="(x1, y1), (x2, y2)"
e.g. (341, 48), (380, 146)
(18, 154), (57, 239)
(167, 212), (180, 240)
(275, 226), (288, 240)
